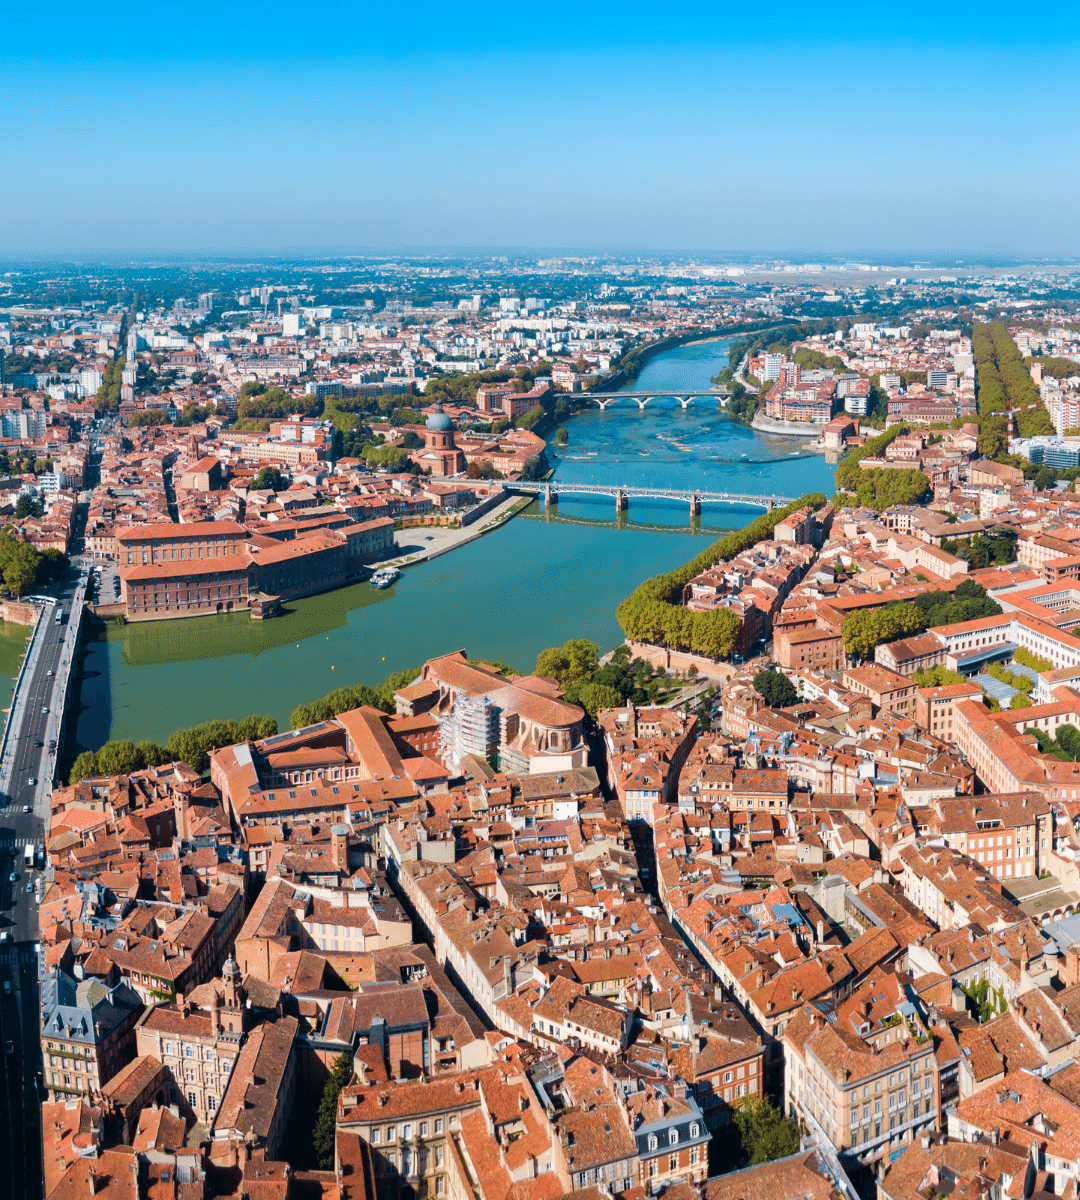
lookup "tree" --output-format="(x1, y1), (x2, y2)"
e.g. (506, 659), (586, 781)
(574, 682), (624, 718)
(753, 669), (798, 709)
(312, 1052), (353, 1169)
(69, 751), (100, 784)
(555, 427), (569, 445)
(732, 1094), (801, 1166)
(535, 639), (601, 689)
(137, 740), (171, 767)
(519, 455), (544, 481)
(842, 603), (924, 658)
(467, 460), (503, 480)
(1010, 692), (1032, 709)
(13, 494), (33, 519)
(374, 667), (421, 712)
(97, 740), (145, 776)
(251, 466), (285, 492)
(290, 685), (383, 730)
(4, 541), (39, 596)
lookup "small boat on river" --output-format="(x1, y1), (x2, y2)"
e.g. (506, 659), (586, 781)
(369, 566), (400, 590)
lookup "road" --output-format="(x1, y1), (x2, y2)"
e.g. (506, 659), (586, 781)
(0, 480), (93, 1200)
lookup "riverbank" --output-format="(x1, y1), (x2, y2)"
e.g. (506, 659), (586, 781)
(371, 494), (534, 570)
(76, 337), (837, 751)
(750, 412), (829, 443)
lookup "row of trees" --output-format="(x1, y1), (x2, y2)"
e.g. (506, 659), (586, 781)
(69, 713), (279, 783)
(289, 667), (421, 728)
(615, 493), (828, 658)
(94, 355), (125, 413)
(834, 465), (929, 512)
(973, 320), (1054, 455)
(841, 581), (1001, 658)
(237, 382), (322, 421)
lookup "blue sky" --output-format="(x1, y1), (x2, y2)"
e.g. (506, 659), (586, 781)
(5, 1), (1080, 257)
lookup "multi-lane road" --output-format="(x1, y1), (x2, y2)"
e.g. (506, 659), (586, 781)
(0, 495), (91, 1199)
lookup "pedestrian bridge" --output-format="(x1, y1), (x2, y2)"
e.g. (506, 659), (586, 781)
(580, 389), (730, 411)
(506, 482), (796, 515)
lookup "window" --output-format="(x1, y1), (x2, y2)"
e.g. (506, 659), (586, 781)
(648, 1136), (658, 1151)
(736, 1084), (746, 1098)
(690, 1124), (699, 1138)
(435, 1147), (444, 1168)
(388, 1127), (396, 1142)
(188, 1091), (196, 1106)
(208, 1095), (216, 1112)
(668, 1129), (678, 1145)
(404, 1125), (412, 1139)
(669, 1155), (678, 1173)
(420, 1123), (428, 1137)
(723, 1071), (734, 1084)
(435, 1179), (444, 1196)
(434, 1119), (443, 1134)
(185, 1046), (193, 1058)
(372, 1130), (381, 1145)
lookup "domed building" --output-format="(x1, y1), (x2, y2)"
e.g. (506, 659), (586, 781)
(418, 402), (466, 477)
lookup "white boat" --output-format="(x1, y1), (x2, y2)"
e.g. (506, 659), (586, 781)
(369, 566), (400, 590)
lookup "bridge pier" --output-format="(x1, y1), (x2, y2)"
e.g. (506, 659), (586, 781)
(767, 497), (774, 513)
(689, 492), (701, 517)
(636, 399), (649, 410)
(597, 400), (610, 411)
(544, 485), (558, 508)
(615, 489), (628, 513)
(679, 397), (692, 409)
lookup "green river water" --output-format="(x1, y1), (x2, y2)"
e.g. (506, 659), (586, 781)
(74, 339), (838, 750)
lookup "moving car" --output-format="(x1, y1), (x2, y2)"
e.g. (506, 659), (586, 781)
(27, 777), (35, 786)
(7, 873), (15, 883)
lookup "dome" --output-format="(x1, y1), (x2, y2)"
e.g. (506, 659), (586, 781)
(425, 402), (453, 431)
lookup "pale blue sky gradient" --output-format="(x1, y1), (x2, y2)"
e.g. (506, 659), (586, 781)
(5, 1), (1080, 257)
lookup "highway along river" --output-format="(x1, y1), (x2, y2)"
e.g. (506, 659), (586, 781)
(74, 338), (837, 749)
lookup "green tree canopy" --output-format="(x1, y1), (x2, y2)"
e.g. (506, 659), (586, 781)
(842, 602), (924, 658)
(534, 639), (601, 689)
(573, 681), (624, 718)
(732, 1094), (801, 1166)
(753, 669), (799, 708)
(312, 1053), (354, 1170)
(251, 466), (286, 491)
(616, 493), (828, 657)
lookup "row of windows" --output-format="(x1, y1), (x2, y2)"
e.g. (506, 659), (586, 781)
(645, 1123), (700, 1150)
(371, 1118), (445, 1143)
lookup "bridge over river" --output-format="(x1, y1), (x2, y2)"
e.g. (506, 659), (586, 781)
(506, 482), (796, 516)
(581, 388), (730, 410)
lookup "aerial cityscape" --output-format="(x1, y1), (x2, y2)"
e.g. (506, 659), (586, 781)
(7, 5), (1080, 1200)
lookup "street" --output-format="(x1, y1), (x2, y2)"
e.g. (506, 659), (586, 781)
(0, 477), (91, 1200)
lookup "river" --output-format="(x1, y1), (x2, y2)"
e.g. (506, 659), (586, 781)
(74, 338), (837, 750)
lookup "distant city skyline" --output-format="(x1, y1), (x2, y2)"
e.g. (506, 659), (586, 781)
(6, 0), (1080, 256)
